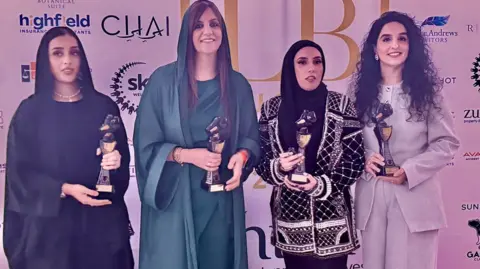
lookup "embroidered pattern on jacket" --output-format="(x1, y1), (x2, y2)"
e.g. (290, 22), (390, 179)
(255, 91), (365, 259)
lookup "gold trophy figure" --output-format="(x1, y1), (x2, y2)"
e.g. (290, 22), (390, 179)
(372, 103), (400, 176)
(96, 114), (121, 199)
(201, 116), (230, 192)
(289, 110), (317, 184)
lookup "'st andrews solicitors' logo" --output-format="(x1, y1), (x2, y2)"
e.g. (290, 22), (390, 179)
(420, 15), (450, 27)
(415, 15), (458, 43)
(471, 54), (480, 91)
(110, 62), (151, 115)
(468, 219), (480, 249)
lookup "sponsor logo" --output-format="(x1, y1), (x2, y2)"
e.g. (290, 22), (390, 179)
(250, 170), (268, 190)
(19, 13), (91, 34)
(417, 15), (458, 43)
(21, 62), (36, 83)
(467, 219), (480, 261)
(463, 109), (480, 123)
(463, 152), (480, 161)
(463, 204), (480, 211)
(467, 24), (479, 33)
(471, 54), (480, 92)
(440, 76), (457, 85)
(110, 62), (152, 114)
(246, 225), (283, 260)
(101, 15), (170, 42)
(21, 62), (91, 82)
(37, 0), (75, 9)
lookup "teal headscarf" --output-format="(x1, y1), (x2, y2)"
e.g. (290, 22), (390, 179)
(177, 0), (238, 154)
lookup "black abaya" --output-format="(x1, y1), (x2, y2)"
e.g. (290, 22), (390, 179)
(3, 91), (134, 269)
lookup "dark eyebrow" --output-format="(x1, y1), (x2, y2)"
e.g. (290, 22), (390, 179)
(380, 32), (407, 38)
(197, 18), (219, 23)
(296, 56), (322, 60)
(53, 46), (79, 49)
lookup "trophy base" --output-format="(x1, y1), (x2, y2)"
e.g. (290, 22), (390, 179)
(202, 183), (225, 192)
(380, 166), (400, 177)
(290, 173), (309, 184)
(96, 184), (115, 200)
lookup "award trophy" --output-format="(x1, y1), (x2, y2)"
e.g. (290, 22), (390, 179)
(372, 103), (400, 176)
(289, 110), (317, 184)
(201, 116), (230, 192)
(96, 114), (120, 200)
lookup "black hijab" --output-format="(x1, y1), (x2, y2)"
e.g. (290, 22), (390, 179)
(277, 40), (328, 173)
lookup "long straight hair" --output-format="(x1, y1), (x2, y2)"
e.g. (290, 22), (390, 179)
(185, 0), (231, 117)
(34, 26), (95, 96)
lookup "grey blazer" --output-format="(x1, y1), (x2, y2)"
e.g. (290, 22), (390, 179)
(354, 83), (460, 233)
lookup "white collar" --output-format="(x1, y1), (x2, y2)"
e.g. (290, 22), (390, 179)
(380, 81), (403, 92)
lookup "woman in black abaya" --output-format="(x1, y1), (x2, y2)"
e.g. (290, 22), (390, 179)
(3, 26), (134, 269)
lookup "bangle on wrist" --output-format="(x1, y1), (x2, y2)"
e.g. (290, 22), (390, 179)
(60, 184), (67, 198)
(238, 150), (249, 165)
(173, 147), (184, 166)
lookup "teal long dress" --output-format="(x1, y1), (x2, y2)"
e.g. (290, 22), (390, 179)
(132, 4), (260, 269)
(189, 77), (234, 268)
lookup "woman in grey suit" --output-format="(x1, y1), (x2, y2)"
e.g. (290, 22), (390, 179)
(350, 11), (460, 269)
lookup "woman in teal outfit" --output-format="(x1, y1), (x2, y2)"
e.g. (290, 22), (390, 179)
(133, 1), (260, 269)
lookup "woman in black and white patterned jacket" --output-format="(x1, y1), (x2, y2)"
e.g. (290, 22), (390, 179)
(254, 40), (365, 269)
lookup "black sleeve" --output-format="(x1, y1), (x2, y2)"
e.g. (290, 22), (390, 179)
(5, 99), (65, 217)
(254, 102), (286, 186)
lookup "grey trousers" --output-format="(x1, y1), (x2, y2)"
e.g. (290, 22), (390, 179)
(360, 181), (439, 269)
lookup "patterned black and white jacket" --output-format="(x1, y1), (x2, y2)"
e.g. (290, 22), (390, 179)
(254, 91), (365, 259)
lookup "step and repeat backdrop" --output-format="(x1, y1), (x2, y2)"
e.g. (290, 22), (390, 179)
(0, 0), (480, 268)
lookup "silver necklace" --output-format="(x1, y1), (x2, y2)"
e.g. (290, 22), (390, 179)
(54, 89), (81, 102)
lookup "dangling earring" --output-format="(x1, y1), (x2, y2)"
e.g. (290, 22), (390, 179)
(374, 54), (379, 61)
(77, 71), (83, 81)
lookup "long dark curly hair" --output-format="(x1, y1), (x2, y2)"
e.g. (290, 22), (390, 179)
(350, 11), (442, 124)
